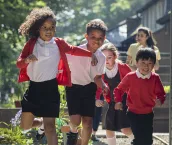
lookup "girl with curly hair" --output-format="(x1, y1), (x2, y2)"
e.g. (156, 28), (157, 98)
(17, 7), (95, 144)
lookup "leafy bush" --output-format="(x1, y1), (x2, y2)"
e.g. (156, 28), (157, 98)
(164, 86), (170, 94)
(0, 86), (69, 144)
(0, 122), (33, 145)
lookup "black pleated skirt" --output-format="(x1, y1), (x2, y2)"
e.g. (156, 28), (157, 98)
(21, 78), (60, 117)
(105, 94), (130, 131)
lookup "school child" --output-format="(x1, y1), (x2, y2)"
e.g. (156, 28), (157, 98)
(96, 43), (133, 145)
(16, 7), (96, 145)
(66, 19), (109, 145)
(115, 48), (166, 145)
(79, 39), (107, 142)
(126, 27), (161, 71)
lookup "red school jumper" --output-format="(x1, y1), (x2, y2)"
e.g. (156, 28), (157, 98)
(16, 37), (92, 86)
(96, 62), (131, 103)
(114, 72), (166, 114)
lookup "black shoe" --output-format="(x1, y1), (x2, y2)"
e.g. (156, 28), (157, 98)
(91, 135), (100, 142)
(66, 132), (78, 145)
(36, 130), (45, 141)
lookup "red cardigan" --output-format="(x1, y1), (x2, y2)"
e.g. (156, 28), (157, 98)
(16, 37), (92, 86)
(114, 72), (166, 114)
(96, 62), (131, 103)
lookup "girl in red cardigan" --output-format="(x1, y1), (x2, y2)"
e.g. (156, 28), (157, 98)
(17, 7), (95, 144)
(96, 43), (133, 145)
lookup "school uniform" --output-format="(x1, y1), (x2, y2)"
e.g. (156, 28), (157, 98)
(17, 37), (92, 117)
(114, 70), (166, 145)
(66, 43), (106, 117)
(96, 62), (131, 131)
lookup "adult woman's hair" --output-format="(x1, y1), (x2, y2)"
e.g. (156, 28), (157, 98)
(137, 27), (157, 49)
(126, 26), (161, 71)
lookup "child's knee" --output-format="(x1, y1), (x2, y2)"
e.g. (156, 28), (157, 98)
(82, 121), (92, 129)
(44, 123), (56, 133)
(20, 123), (31, 131)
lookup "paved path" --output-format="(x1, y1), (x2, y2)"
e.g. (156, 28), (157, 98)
(32, 125), (169, 145)
(91, 126), (169, 145)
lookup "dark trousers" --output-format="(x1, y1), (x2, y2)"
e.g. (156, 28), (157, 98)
(127, 111), (154, 145)
(92, 106), (102, 131)
(92, 96), (104, 132)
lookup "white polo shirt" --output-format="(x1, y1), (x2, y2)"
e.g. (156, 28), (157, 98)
(66, 43), (106, 85)
(27, 37), (60, 82)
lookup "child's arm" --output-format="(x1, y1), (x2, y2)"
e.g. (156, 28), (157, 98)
(95, 77), (110, 100)
(154, 75), (166, 105)
(95, 87), (104, 107)
(60, 39), (92, 57)
(95, 74), (111, 107)
(16, 41), (30, 68)
(114, 75), (130, 110)
(96, 87), (103, 100)
(114, 75), (130, 103)
(94, 75), (109, 96)
(95, 75), (109, 107)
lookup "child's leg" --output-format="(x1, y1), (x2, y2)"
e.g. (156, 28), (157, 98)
(43, 117), (57, 145)
(66, 115), (81, 145)
(92, 105), (102, 141)
(69, 114), (82, 132)
(36, 118), (45, 140)
(121, 127), (134, 140)
(127, 111), (153, 145)
(20, 112), (36, 130)
(92, 106), (102, 134)
(106, 130), (116, 145)
(37, 117), (44, 133)
(81, 116), (93, 145)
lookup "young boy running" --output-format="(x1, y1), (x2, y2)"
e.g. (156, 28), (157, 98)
(114, 48), (166, 145)
(66, 19), (108, 145)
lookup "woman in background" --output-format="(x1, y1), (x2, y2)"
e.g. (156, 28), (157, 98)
(126, 26), (161, 71)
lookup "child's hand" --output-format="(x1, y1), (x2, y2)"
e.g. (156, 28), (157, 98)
(96, 100), (104, 107)
(155, 99), (162, 107)
(25, 54), (38, 63)
(91, 54), (98, 66)
(115, 102), (123, 110)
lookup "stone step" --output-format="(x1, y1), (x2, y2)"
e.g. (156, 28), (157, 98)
(159, 73), (170, 83)
(159, 57), (170, 65)
(162, 81), (170, 86)
(157, 66), (170, 74)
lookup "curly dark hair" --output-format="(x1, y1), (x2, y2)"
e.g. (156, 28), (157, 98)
(18, 7), (56, 38)
(86, 19), (108, 35)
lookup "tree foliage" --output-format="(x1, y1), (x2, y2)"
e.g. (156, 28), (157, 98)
(55, 0), (146, 44)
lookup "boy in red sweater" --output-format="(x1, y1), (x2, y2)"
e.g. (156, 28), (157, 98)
(114, 48), (166, 145)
